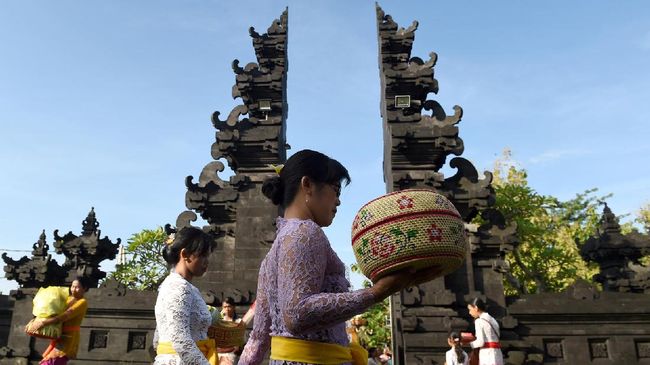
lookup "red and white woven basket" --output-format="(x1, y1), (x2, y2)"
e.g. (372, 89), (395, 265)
(351, 189), (468, 281)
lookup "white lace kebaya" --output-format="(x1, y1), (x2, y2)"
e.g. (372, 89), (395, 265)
(154, 271), (212, 365)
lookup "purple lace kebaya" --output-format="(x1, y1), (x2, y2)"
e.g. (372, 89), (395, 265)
(238, 217), (376, 365)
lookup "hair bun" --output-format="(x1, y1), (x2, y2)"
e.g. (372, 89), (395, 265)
(261, 176), (284, 205)
(161, 244), (173, 265)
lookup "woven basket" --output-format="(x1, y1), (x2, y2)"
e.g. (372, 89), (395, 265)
(24, 318), (62, 340)
(207, 320), (245, 348)
(352, 189), (467, 281)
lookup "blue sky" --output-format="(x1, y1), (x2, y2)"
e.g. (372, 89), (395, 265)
(1, 1), (649, 293)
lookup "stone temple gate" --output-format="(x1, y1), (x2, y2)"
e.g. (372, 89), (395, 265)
(2, 5), (650, 365)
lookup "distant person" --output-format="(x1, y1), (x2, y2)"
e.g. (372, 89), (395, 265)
(467, 298), (503, 365)
(154, 227), (217, 365)
(367, 347), (380, 365)
(379, 346), (392, 365)
(31, 277), (90, 365)
(238, 149), (420, 365)
(218, 298), (241, 365)
(445, 332), (468, 365)
(347, 315), (370, 347)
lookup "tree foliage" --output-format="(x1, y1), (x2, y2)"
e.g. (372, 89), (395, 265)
(634, 202), (650, 234)
(110, 227), (169, 290)
(350, 264), (391, 348)
(639, 203), (650, 266)
(625, 202), (650, 266)
(489, 149), (605, 296)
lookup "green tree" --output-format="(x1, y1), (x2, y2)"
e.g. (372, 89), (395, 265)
(111, 227), (169, 290)
(634, 202), (650, 234)
(489, 149), (604, 295)
(623, 202), (650, 266)
(639, 203), (650, 266)
(350, 264), (391, 348)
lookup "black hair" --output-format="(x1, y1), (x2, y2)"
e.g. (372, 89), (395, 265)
(262, 149), (351, 208)
(222, 297), (238, 319)
(72, 276), (91, 291)
(367, 347), (378, 357)
(449, 332), (465, 363)
(162, 226), (216, 266)
(470, 297), (487, 312)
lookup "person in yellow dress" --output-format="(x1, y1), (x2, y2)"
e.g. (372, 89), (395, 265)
(30, 277), (90, 365)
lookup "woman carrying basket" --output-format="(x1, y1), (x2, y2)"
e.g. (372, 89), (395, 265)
(217, 297), (242, 365)
(154, 226), (217, 365)
(238, 149), (420, 365)
(29, 277), (90, 365)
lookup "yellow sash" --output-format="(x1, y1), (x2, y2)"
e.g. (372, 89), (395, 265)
(271, 336), (367, 365)
(157, 339), (217, 365)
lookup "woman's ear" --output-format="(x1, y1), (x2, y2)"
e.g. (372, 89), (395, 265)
(300, 176), (313, 194)
(300, 176), (311, 189)
(179, 247), (189, 262)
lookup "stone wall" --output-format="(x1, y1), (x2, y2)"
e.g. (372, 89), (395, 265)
(506, 281), (650, 364)
(0, 295), (11, 349)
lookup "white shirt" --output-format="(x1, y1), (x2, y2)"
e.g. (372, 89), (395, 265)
(470, 312), (500, 349)
(470, 312), (503, 365)
(445, 348), (469, 365)
(154, 272), (212, 365)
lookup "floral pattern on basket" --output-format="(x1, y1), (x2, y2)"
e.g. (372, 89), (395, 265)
(397, 195), (415, 210)
(427, 224), (443, 242)
(370, 233), (395, 259)
(352, 189), (468, 281)
(352, 209), (374, 230)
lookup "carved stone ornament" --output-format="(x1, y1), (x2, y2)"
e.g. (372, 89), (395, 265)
(544, 340), (564, 359)
(2, 230), (67, 288)
(53, 207), (120, 287)
(580, 204), (650, 293)
(211, 9), (289, 172)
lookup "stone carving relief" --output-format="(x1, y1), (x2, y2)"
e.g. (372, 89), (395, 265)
(589, 339), (609, 359)
(544, 339), (564, 360)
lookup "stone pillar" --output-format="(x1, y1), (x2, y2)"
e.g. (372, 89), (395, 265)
(180, 10), (289, 312)
(376, 5), (517, 363)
